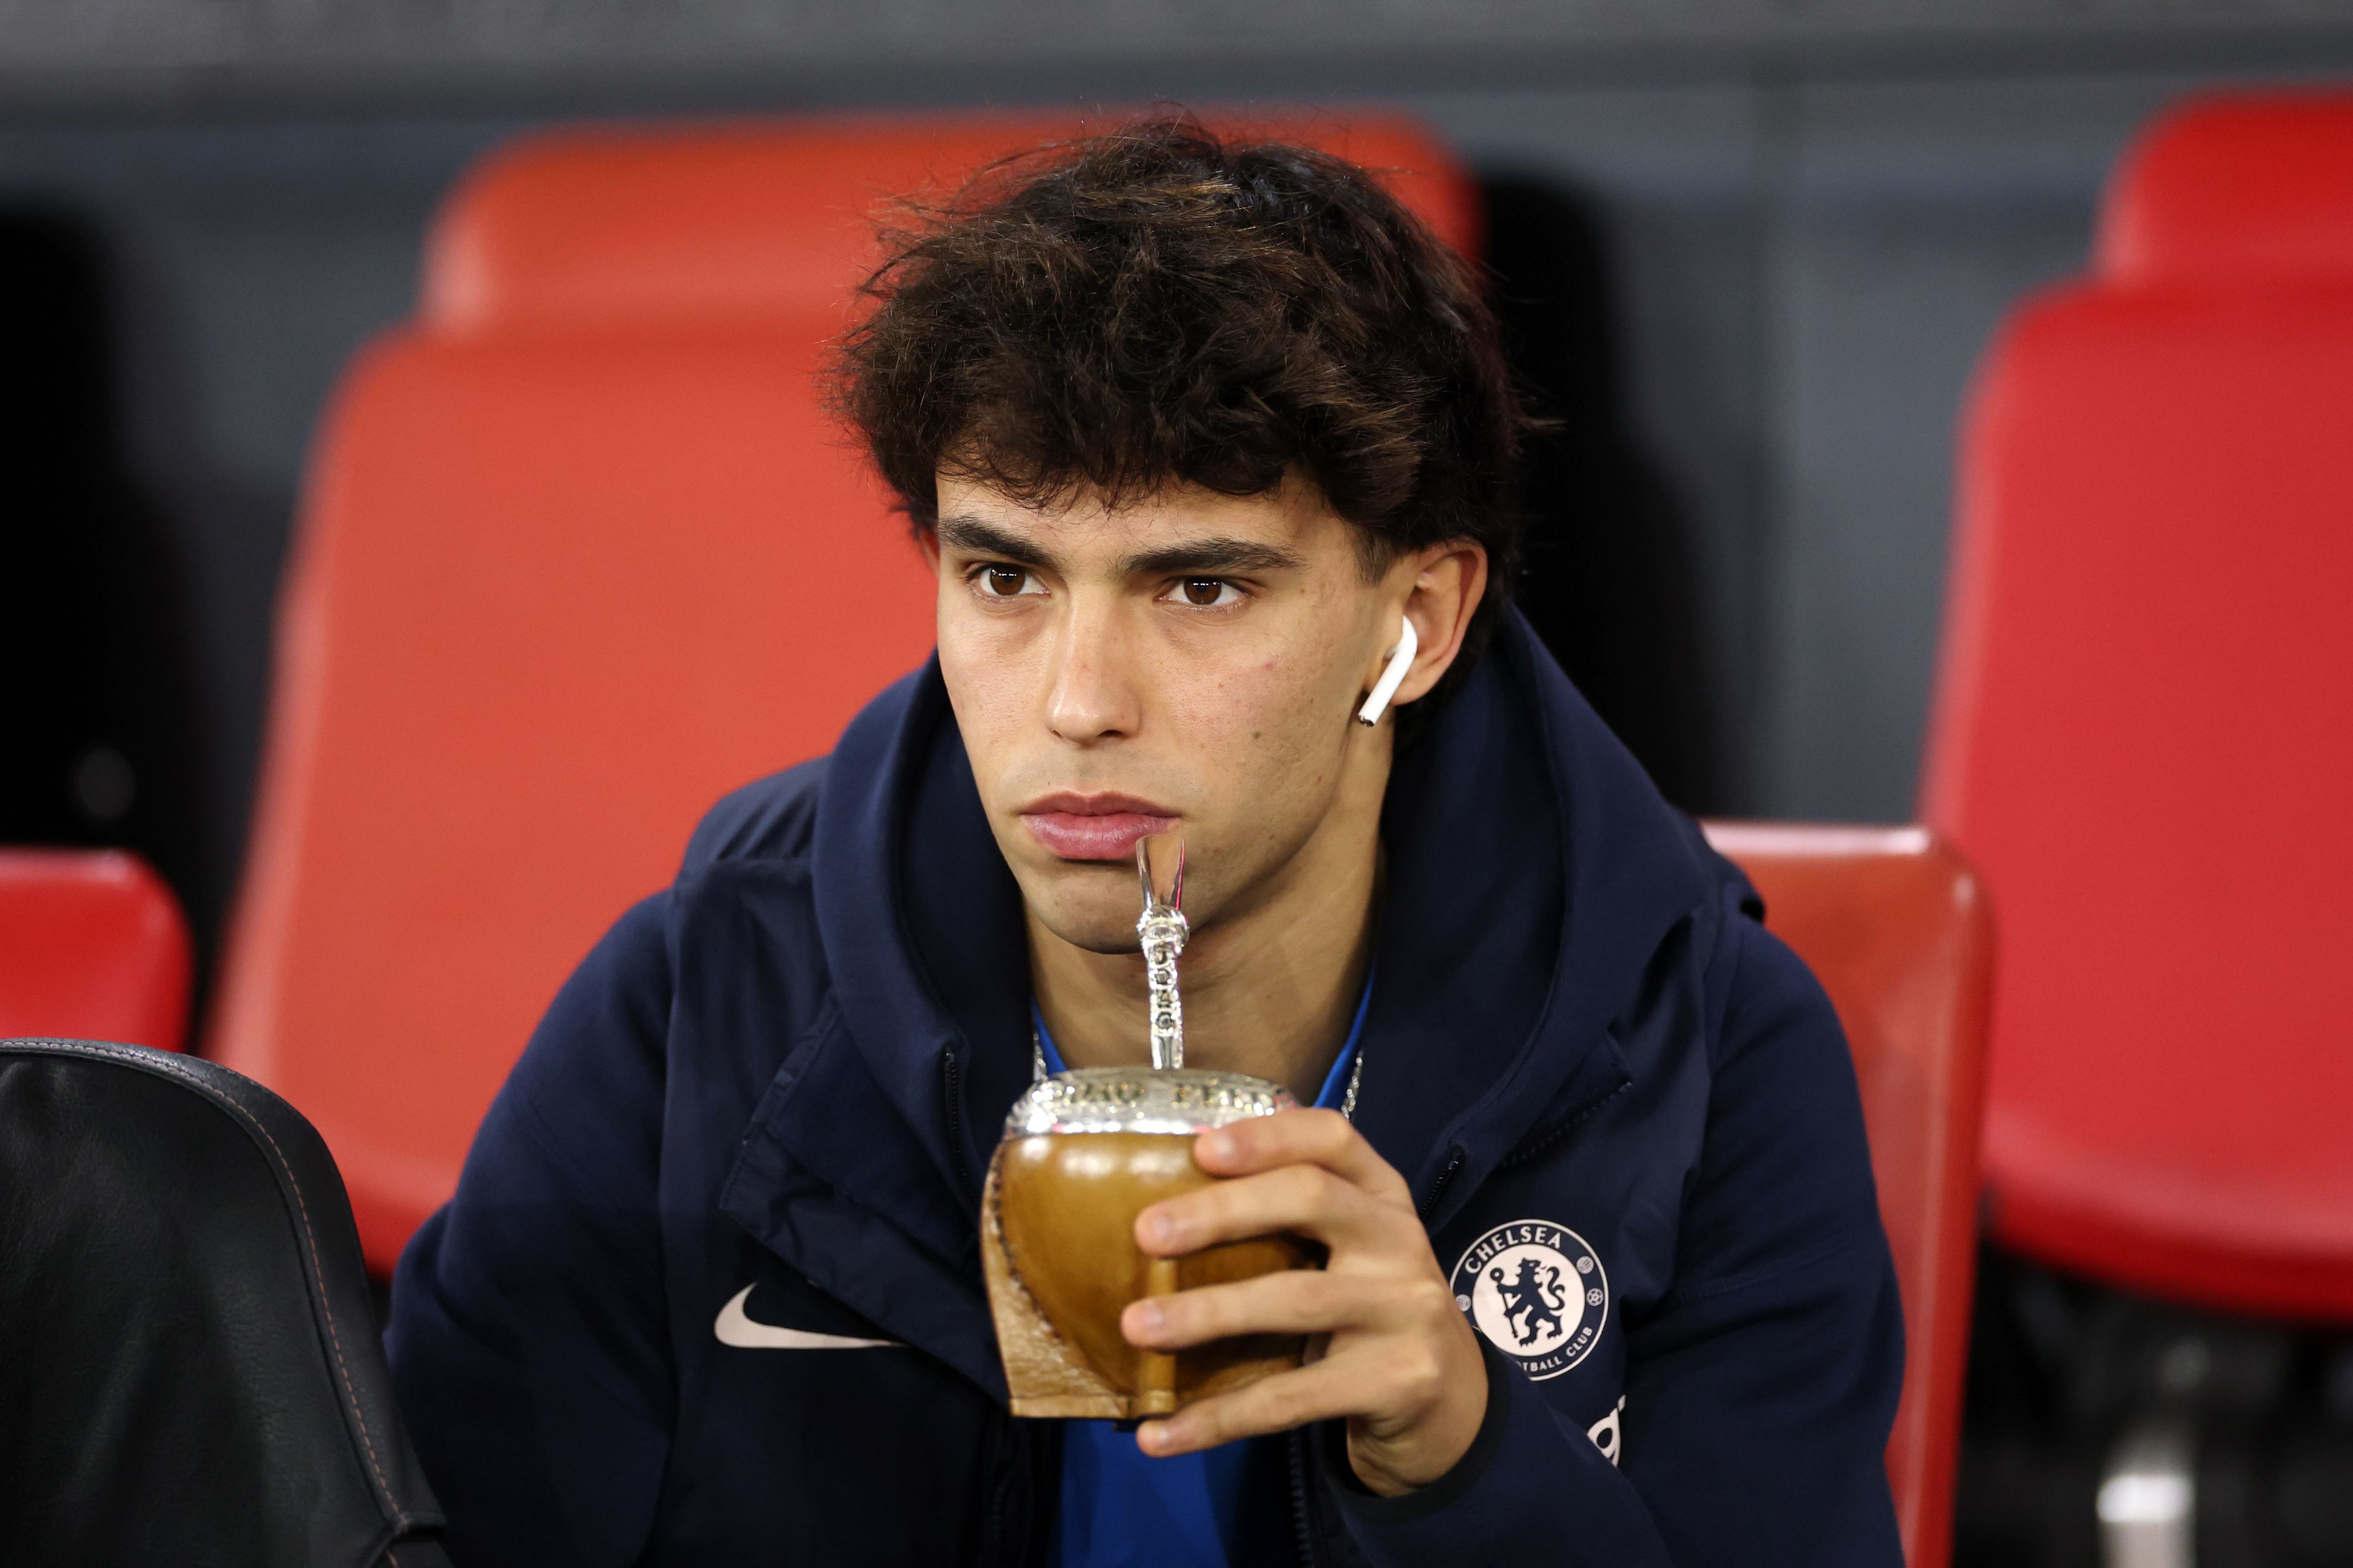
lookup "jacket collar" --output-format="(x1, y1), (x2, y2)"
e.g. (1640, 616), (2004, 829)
(806, 665), (1033, 1209)
(725, 611), (1721, 1380)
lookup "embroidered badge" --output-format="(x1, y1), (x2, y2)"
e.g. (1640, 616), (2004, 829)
(1450, 1219), (1608, 1381)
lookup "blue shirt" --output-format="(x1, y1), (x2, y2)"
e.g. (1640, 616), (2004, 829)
(1032, 982), (1373, 1568)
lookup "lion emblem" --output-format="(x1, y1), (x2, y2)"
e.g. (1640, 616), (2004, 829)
(1490, 1257), (1568, 1347)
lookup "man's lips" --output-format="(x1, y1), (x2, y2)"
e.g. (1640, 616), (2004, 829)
(1018, 792), (1179, 863)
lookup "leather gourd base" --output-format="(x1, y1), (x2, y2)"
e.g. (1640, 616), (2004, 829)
(983, 1132), (1315, 1418)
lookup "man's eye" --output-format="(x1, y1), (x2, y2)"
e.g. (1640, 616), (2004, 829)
(1167, 578), (1241, 608)
(978, 566), (1043, 598)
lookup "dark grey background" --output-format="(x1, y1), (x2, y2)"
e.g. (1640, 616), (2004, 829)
(4, 2), (2351, 950)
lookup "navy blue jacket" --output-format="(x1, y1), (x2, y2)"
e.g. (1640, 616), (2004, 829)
(387, 612), (1905, 1566)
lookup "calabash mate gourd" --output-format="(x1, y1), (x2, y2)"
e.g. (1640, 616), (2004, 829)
(979, 831), (1322, 1418)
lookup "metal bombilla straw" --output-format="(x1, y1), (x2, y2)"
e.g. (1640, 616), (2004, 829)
(1136, 829), (1188, 1071)
(1132, 826), (1188, 1411)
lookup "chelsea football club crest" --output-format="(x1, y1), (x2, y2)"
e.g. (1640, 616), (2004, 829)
(1450, 1219), (1608, 1381)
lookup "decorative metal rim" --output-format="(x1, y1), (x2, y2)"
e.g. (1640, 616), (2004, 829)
(1004, 1066), (1297, 1137)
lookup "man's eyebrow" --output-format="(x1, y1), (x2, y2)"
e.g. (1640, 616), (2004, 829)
(1118, 537), (1307, 577)
(934, 515), (1059, 569)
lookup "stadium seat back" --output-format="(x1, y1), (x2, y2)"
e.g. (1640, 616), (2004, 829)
(213, 324), (929, 1263)
(422, 114), (1480, 333)
(1704, 823), (1992, 1568)
(211, 113), (1477, 1272)
(0, 848), (190, 1050)
(2100, 93), (2353, 284)
(1925, 91), (2353, 1319)
(0, 1038), (448, 1566)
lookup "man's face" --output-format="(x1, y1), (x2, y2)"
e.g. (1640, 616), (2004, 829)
(930, 474), (1403, 955)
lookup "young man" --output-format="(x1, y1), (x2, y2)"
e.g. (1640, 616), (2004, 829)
(388, 122), (1905, 1566)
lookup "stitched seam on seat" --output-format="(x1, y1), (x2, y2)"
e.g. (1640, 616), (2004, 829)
(5, 1040), (400, 1509)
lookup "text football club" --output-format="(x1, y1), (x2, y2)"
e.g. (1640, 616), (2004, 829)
(1450, 1219), (1608, 1380)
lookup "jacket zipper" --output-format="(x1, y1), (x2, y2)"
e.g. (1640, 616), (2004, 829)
(1417, 1145), (1465, 1220)
(940, 1047), (972, 1193)
(1288, 1429), (1320, 1567)
(1501, 1076), (1633, 1170)
(979, 1421), (1015, 1568)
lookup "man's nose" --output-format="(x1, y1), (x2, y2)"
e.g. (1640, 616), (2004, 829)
(1044, 597), (1143, 744)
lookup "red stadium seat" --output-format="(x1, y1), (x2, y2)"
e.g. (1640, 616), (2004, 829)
(2099, 92), (2353, 285)
(210, 112), (1478, 1273)
(0, 848), (192, 1051)
(1703, 823), (1992, 1568)
(421, 115), (1480, 334)
(1923, 91), (2353, 1320)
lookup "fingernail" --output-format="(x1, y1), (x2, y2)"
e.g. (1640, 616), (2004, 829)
(1130, 1298), (1165, 1335)
(1143, 1211), (1176, 1247)
(1201, 1130), (1235, 1162)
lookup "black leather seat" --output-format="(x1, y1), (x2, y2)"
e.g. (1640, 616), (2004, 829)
(0, 1037), (451, 1567)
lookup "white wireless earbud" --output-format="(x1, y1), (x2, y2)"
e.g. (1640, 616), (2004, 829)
(1355, 617), (1420, 727)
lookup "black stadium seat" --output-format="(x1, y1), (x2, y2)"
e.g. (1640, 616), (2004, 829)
(0, 1037), (449, 1567)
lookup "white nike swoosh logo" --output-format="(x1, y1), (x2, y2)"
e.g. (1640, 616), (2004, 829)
(713, 1286), (901, 1350)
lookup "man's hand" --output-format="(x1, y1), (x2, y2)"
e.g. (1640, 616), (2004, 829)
(1120, 1108), (1488, 1496)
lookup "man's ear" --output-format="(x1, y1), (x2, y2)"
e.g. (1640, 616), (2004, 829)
(918, 529), (943, 577)
(1387, 541), (1488, 711)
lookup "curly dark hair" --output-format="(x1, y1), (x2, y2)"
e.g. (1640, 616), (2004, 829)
(834, 117), (1529, 694)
